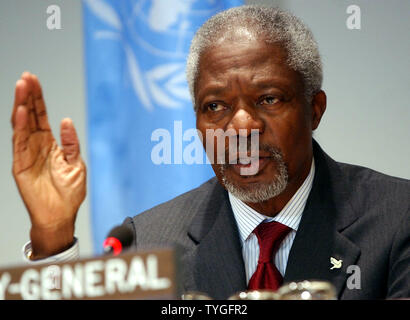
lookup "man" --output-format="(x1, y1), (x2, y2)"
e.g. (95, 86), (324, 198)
(11, 6), (409, 299)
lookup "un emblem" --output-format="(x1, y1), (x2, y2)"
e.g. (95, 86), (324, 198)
(84, 0), (222, 111)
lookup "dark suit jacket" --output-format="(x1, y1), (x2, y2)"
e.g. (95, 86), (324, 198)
(124, 140), (410, 299)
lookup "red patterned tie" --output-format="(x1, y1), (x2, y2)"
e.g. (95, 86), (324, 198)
(247, 221), (292, 291)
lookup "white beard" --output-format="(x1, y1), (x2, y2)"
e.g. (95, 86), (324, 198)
(220, 147), (288, 203)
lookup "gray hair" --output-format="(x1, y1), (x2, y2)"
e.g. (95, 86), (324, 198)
(186, 5), (323, 110)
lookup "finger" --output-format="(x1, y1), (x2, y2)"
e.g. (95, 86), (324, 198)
(30, 73), (51, 131)
(60, 118), (81, 164)
(11, 77), (29, 128)
(14, 105), (29, 132)
(21, 72), (39, 132)
(12, 106), (32, 175)
(11, 73), (37, 132)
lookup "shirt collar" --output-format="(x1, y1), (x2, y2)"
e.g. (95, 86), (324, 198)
(229, 158), (315, 242)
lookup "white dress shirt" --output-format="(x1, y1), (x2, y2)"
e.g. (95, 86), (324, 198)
(229, 159), (315, 283)
(22, 238), (80, 264)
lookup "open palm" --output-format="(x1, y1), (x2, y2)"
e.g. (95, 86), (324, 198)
(11, 72), (86, 258)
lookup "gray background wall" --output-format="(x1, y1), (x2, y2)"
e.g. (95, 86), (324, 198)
(0, 0), (409, 268)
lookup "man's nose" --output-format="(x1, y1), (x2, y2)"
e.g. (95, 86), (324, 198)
(226, 106), (264, 137)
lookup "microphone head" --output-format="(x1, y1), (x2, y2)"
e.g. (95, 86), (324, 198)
(103, 225), (134, 255)
(107, 225), (134, 248)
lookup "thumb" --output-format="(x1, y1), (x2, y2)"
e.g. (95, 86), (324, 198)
(60, 118), (80, 164)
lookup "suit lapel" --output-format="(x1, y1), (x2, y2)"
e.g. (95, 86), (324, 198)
(284, 141), (361, 298)
(184, 181), (247, 299)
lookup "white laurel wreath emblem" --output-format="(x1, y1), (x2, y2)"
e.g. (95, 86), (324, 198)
(84, 0), (191, 111)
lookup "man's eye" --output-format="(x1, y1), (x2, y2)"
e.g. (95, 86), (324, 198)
(259, 96), (280, 106)
(206, 102), (224, 112)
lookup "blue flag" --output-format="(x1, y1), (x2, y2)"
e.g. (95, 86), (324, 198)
(83, 0), (243, 253)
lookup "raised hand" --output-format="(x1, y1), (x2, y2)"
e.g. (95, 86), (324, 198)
(11, 72), (86, 259)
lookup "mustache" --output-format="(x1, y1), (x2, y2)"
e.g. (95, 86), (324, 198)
(221, 136), (284, 165)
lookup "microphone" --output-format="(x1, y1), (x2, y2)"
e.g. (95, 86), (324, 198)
(103, 225), (134, 255)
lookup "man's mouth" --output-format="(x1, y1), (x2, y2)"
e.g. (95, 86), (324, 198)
(227, 151), (272, 163)
(221, 144), (283, 177)
(229, 156), (272, 176)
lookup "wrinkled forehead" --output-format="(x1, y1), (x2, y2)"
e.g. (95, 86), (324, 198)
(196, 34), (289, 80)
(201, 39), (286, 68)
(194, 38), (303, 103)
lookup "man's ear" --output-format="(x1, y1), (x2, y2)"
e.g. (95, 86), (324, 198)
(311, 90), (327, 131)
